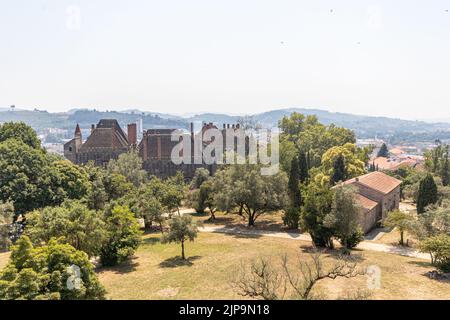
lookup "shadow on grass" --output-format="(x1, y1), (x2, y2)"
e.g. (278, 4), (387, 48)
(228, 232), (263, 239)
(407, 260), (432, 268)
(97, 257), (139, 275)
(189, 212), (209, 218)
(159, 256), (202, 268)
(406, 261), (450, 283)
(298, 245), (366, 262)
(143, 236), (162, 245)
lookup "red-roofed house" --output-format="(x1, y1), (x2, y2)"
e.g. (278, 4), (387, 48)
(337, 171), (402, 233)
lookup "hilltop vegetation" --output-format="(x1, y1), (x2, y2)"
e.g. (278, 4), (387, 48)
(0, 118), (449, 300)
(2, 107), (450, 143)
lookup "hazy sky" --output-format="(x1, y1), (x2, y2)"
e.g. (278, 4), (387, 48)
(1, 0), (450, 120)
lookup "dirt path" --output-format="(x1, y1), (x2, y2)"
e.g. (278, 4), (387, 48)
(199, 225), (430, 260)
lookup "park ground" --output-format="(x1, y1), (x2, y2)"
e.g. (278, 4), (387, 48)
(1, 206), (449, 300)
(97, 230), (449, 300)
(0, 231), (448, 300)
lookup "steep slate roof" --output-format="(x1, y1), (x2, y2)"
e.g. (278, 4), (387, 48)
(79, 119), (129, 151)
(344, 171), (402, 195)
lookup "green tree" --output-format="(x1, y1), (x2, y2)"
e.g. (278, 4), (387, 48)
(191, 179), (218, 221)
(383, 210), (415, 246)
(377, 143), (389, 157)
(130, 188), (165, 231)
(24, 201), (107, 257)
(301, 182), (335, 248)
(419, 234), (450, 272)
(103, 173), (133, 201)
(413, 200), (450, 239)
(282, 207), (300, 230)
(189, 189), (207, 214)
(288, 156), (301, 208)
(53, 160), (89, 200)
(0, 139), (63, 215)
(84, 164), (108, 211)
(279, 113), (355, 172)
(298, 152), (309, 183)
(441, 146), (449, 187)
(100, 205), (142, 266)
(332, 154), (346, 184)
(0, 236), (106, 300)
(165, 172), (187, 215)
(0, 122), (41, 149)
(0, 201), (14, 250)
(191, 168), (210, 189)
(321, 143), (366, 184)
(417, 174), (438, 214)
(214, 164), (289, 227)
(324, 185), (364, 251)
(107, 150), (147, 187)
(162, 215), (200, 260)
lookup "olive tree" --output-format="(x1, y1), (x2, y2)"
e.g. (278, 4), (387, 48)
(214, 164), (289, 227)
(162, 215), (200, 260)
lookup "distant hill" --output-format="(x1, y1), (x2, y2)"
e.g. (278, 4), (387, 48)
(188, 108), (450, 140)
(2, 107), (450, 143)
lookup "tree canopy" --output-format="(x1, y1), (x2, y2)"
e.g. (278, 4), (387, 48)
(417, 174), (438, 214)
(377, 143), (389, 158)
(0, 122), (41, 149)
(0, 236), (106, 300)
(162, 215), (200, 260)
(213, 165), (289, 226)
(107, 150), (147, 187)
(25, 201), (107, 257)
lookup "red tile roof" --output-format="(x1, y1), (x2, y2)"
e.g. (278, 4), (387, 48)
(356, 194), (379, 211)
(343, 171), (402, 195)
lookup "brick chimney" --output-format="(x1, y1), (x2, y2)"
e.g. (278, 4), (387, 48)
(127, 123), (137, 146)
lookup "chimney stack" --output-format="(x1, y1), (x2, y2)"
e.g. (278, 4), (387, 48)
(227, 124), (230, 129)
(91, 124), (95, 133)
(127, 123), (137, 146)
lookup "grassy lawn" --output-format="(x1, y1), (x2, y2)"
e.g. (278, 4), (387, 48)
(97, 232), (450, 300)
(374, 228), (420, 248)
(191, 210), (289, 232)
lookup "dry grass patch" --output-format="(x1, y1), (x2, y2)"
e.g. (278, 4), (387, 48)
(374, 228), (420, 248)
(190, 210), (288, 232)
(97, 232), (450, 300)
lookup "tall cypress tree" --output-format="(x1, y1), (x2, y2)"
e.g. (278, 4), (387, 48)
(332, 154), (346, 184)
(441, 146), (449, 186)
(417, 174), (438, 214)
(377, 143), (389, 157)
(288, 156), (302, 207)
(298, 152), (309, 184)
